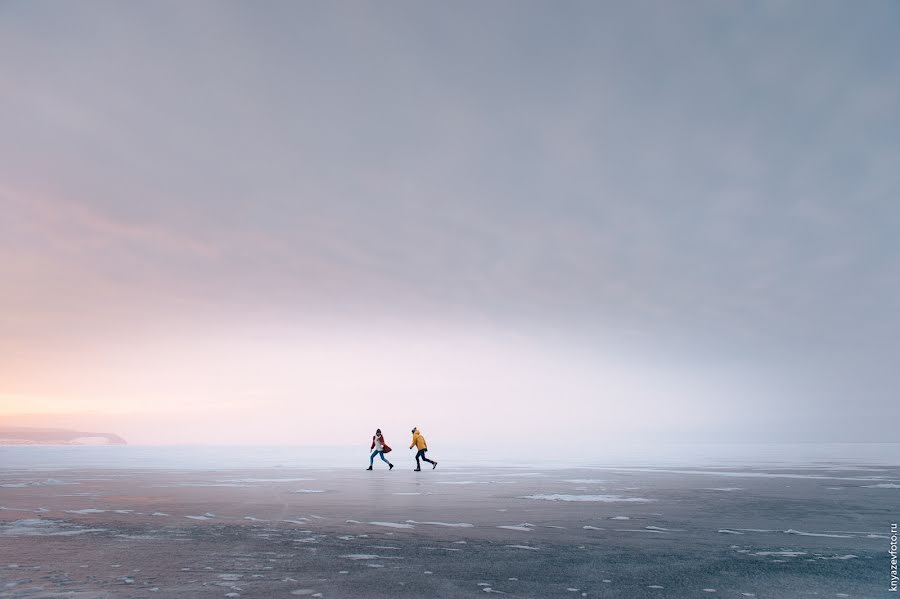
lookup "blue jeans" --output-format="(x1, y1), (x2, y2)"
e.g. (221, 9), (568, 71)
(370, 450), (390, 466)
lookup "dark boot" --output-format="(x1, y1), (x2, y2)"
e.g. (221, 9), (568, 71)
(388, 463), (394, 470)
(432, 461), (438, 469)
(366, 466), (373, 470)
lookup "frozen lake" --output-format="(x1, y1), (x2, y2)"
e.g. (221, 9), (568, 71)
(1, 448), (896, 597)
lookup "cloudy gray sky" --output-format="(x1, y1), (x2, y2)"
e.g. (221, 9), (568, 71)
(1, 1), (898, 447)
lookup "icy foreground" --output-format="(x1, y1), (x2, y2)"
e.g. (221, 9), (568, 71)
(1, 463), (895, 598)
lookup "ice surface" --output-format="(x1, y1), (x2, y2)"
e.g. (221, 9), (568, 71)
(0, 455), (892, 598)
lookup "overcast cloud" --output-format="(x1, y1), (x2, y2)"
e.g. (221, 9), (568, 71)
(1, 1), (898, 446)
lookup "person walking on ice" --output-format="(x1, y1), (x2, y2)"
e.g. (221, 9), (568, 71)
(367, 428), (393, 470)
(409, 427), (437, 471)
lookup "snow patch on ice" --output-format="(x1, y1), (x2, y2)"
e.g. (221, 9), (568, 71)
(220, 478), (314, 483)
(1, 478), (75, 488)
(152, 483), (251, 488)
(593, 467), (900, 482)
(368, 521), (414, 529)
(0, 506), (49, 514)
(521, 494), (654, 503)
(784, 529), (852, 538)
(497, 523), (533, 532)
(65, 509), (133, 515)
(733, 528), (776, 533)
(437, 481), (486, 485)
(0, 519), (106, 537)
(405, 520), (473, 528)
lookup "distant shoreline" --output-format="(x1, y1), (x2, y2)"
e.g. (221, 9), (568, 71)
(0, 427), (126, 446)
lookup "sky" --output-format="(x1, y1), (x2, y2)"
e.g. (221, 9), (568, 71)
(1, 1), (899, 450)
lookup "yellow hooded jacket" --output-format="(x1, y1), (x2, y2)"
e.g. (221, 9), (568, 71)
(410, 430), (427, 450)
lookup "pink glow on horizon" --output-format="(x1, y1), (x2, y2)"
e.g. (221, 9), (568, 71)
(0, 321), (752, 446)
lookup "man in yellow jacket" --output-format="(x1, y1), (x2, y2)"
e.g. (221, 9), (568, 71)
(409, 427), (438, 471)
